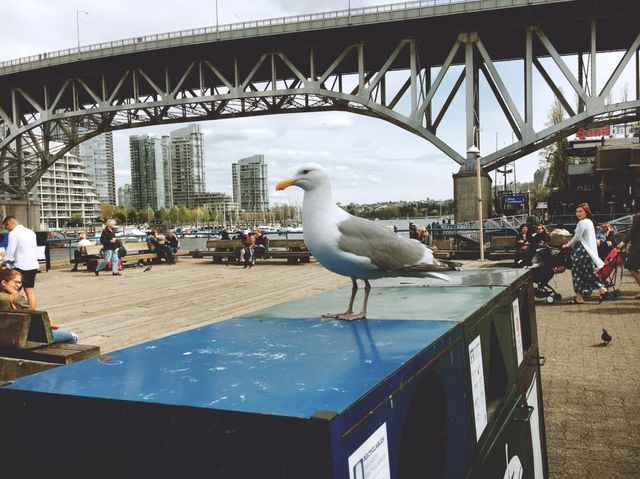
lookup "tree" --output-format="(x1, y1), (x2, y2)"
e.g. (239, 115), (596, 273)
(100, 204), (115, 221)
(157, 207), (171, 225)
(113, 206), (128, 224)
(126, 207), (138, 224)
(66, 215), (84, 227)
(542, 96), (571, 191)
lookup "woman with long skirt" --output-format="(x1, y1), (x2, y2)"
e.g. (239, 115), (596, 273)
(562, 203), (609, 304)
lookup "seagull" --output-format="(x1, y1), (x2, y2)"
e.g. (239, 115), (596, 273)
(143, 265), (152, 272)
(276, 164), (458, 320)
(601, 329), (612, 345)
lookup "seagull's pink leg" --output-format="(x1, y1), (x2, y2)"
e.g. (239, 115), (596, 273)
(338, 279), (370, 321)
(322, 277), (361, 320)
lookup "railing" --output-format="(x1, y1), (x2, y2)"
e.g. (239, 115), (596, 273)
(456, 214), (528, 243)
(0, 0), (568, 73)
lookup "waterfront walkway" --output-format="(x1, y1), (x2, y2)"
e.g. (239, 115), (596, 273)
(33, 258), (639, 478)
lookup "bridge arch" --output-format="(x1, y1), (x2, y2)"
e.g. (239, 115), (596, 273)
(1, 0), (639, 201)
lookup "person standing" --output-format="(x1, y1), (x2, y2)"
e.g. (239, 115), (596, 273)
(2, 216), (39, 308)
(562, 203), (608, 304)
(95, 219), (121, 276)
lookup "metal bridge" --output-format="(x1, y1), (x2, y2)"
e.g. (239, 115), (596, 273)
(1, 0), (639, 199)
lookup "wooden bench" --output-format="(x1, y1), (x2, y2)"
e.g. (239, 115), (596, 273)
(488, 236), (517, 260)
(193, 238), (311, 264)
(117, 247), (190, 268)
(83, 242), (183, 270)
(71, 244), (103, 270)
(0, 310), (100, 382)
(431, 239), (454, 259)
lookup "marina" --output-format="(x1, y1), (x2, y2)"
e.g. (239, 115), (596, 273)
(16, 257), (640, 478)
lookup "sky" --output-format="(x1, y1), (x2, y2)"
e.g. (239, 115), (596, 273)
(1, 0), (635, 206)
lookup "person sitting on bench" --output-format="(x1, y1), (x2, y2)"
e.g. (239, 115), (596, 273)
(251, 228), (269, 262)
(0, 268), (78, 343)
(148, 229), (175, 265)
(70, 232), (96, 272)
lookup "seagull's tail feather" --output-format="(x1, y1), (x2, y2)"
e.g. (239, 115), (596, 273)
(424, 271), (451, 282)
(395, 262), (455, 281)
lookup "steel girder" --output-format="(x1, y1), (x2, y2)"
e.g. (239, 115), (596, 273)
(1, 23), (639, 198)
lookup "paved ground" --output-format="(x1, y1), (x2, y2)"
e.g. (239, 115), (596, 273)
(535, 268), (640, 478)
(30, 258), (640, 477)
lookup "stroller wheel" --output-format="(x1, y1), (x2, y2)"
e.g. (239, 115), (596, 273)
(554, 293), (562, 301)
(613, 290), (623, 298)
(546, 295), (555, 303)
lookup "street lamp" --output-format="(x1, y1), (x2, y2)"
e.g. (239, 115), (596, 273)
(76, 10), (88, 58)
(467, 145), (485, 261)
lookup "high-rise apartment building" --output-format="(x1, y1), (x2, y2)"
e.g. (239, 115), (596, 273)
(77, 132), (116, 205)
(170, 124), (205, 207)
(117, 184), (132, 207)
(232, 155), (269, 212)
(129, 134), (171, 210)
(34, 151), (101, 229)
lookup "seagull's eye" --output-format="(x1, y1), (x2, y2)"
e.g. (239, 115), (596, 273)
(301, 169), (310, 175)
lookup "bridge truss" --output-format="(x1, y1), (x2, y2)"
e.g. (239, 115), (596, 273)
(0, 0), (639, 198)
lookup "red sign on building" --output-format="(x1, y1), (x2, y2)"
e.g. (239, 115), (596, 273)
(576, 125), (610, 139)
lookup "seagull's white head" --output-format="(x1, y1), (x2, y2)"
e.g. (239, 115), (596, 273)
(276, 163), (329, 192)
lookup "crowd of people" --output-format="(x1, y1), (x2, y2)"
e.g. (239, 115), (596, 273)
(408, 222), (436, 249)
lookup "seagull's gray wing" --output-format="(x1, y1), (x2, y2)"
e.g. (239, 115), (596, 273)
(336, 216), (428, 271)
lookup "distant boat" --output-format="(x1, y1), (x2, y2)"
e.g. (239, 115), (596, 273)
(280, 225), (303, 234)
(115, 227), (147, 241)
(258, 224), (280, 234)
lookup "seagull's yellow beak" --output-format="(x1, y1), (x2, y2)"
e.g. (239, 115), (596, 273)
(276, 178), (296, 191)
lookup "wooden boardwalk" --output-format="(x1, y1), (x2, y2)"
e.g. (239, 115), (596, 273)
(38, 259), (349, 353)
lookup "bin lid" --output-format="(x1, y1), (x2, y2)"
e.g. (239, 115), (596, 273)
(3, 315), (461, 419)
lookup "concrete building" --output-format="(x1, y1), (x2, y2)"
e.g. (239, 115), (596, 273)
(129, 134), (171, 210)
(170, 124), (205, 207)
(232, 155), (269, 213)
(198, 192), (240, 223)
(117, 184), (132, 207)
(34, 151), (101, 229)
(77, 132), (116, 205)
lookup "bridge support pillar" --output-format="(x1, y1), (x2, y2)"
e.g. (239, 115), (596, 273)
(453, 169), (492, 224)
(0, 199), (41, 230)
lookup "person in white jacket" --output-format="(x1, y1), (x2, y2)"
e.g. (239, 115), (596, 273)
(2, 216), (39, 308)
(562, 203), (609, 304)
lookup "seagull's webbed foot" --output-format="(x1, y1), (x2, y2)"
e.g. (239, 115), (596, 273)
(336, 312), (367, 321)
(322, 277), (364, 320)
(322, 279), (370, 321)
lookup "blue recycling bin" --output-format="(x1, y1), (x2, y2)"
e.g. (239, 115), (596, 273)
(0, 269), (546, 478)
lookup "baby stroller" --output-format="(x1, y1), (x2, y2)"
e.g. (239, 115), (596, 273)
(530, 245), (571, 303)
(597, 248), (624, 299)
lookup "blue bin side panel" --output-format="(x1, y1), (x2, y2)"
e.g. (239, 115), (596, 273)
(328, 330), (475, 479)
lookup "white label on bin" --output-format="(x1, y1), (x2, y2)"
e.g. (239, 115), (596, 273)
(468, 335), (488, 441)
(512, 298), (524, 366)
(348, 422), (391, 479)
(526, 376), (544, 479)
